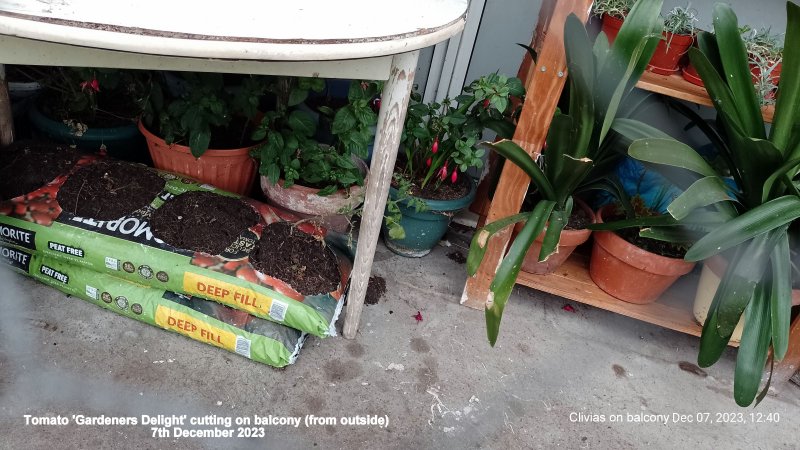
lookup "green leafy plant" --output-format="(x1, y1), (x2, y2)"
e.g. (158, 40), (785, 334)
(253, 79), (375, 195)
(144, 72), (267, 157)
(662, 4), (698, 36)
(615, 1), (800, 406)
(466, 0), (664, 346)
(742, 26), (784, 105)
(592, 0), (635, 19)
(18, 66), (152, 133)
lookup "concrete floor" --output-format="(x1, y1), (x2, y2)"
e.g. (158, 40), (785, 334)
(1, 230), (799, 449)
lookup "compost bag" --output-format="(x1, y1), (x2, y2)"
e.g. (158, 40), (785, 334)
(0, 245), (306, 367)
(0, 146), (353, 337)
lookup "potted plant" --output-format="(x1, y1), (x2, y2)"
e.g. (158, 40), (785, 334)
(647, 4), (699, 75)
(618, 1), (800, 406)
(255, 78), (375, 233)
(382, 73), (523, 257)
(742, 26), (783, 104)
(140, 72), (267, 195)
(19, 66), (152, 162)
(592, 0), (634, 44)
(467, 0), (664, 344)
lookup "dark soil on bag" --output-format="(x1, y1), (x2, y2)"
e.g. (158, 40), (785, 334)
(565, 207), (590, 230)
(0, 141), (80, 200)
(613, 223), (687, 259)
(150, 190), (260, 256)
(250, 222), (340, 295)
(57, 160), (165, 220)
(365, 276), (387, 305)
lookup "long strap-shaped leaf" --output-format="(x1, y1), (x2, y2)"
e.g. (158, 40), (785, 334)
(486, 200), (555, 346)
(734, 281), (772, 407)
(688, 46), (747, 138)
(538, 198), (573, 262)
(685, 196), (800, 261)
(770, 234), (792, 360)
(466, 212), (530, 277)
(629, 138), (717, 177)
(612, 118), (673, 141)
(769, 2), (800, 151)
(564, 15), (595, 160)
(712, 3), (765, 139)
(668, 176), (738, 221)
(483, 140), (557, 200)
(762, 157), (800, 202)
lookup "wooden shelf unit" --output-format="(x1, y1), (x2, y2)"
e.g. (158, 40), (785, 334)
(463, 0), (797, 383)
(636, 71), (775, 123)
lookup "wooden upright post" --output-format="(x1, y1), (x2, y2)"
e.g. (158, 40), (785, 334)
(460, 0), (593, 309)
(0, 64), (14, 146)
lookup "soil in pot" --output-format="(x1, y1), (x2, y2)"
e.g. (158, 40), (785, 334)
(392, 170), (470, 201)
(249, 221), (340, 295)
(57, 160), (166, 220)
(150, 190), (260, 256)
(0, 141), (81, 200)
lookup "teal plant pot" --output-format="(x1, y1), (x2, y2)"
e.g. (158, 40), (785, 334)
(383, 178), (476, 257)
(28, 103), (149, 164)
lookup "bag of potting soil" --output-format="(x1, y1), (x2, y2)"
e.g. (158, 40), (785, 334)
(0, 245), (306, 367)
(0, 141), (354, 337)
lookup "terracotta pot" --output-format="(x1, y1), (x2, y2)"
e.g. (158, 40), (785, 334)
(647, 32), (695, 75)
(260, 158), (368, 233)
(693, 255), (800, 342)
(600, 14), (625, 45)
(139, 121), (257, 195)
(513, 199), (595, 275)
(589, 205), (695, 304)
(681, 63), (704, 87)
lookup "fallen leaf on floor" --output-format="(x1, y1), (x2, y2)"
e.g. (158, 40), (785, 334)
(562, 304), (575, 313)
(413, 311), (423, 322)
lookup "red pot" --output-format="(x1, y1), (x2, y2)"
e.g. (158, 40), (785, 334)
(681, 63), (704, 87)
(647, 32), (695, 75)
(139, 121), (258, 196)
(750, 60), (782, 85)
(514, 199), (595, 275)
(600, 14), (625, 45)
(589, 205), (695, 304)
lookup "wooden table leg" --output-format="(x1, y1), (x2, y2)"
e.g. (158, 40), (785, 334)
(774, 314), (800, 385)
(343, 51), (419, 339)
(0, 64), (14, 145)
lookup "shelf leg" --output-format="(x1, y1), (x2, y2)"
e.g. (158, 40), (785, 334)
(343, 51), (419, 339)
(0, 64), (14, 146)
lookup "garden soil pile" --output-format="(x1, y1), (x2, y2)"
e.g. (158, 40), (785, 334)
(0, 142), (354, 367)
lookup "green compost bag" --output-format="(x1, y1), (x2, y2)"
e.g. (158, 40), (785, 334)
(1, 245), (307, 367)
(0, 149), (354, 338)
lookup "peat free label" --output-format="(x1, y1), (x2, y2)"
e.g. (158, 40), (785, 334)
(155, 306), (238, 352)
(182, 273), (274, 318)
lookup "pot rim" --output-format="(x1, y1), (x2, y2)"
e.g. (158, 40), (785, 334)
(389, 176), (477, 212)
(138, 119), (259, 156)
(260, 157), (369, 199)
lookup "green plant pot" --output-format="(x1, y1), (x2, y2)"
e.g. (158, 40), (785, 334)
(383, 178), (476, 257)
(28, 103), (150, 164)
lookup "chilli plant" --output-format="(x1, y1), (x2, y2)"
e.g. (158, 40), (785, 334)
(466, 0), (664, 345)
(615, 1), (800, 407)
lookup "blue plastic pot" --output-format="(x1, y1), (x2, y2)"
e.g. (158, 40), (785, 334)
(383, 178), (476, 257)
(28, 103), (150, 164)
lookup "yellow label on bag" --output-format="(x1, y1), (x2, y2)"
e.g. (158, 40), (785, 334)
(183, 272), (272, 317)
(155, 305), (237, 352)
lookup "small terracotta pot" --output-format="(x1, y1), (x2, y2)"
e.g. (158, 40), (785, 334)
(589, 205), (695, 304)
(514, 199), (595, 275)
(260, 158), (368, 233)
(647, 32), (695, 75)
(600, 14), (625, 44)
(139, 121), (258, 195)
(682, 63), (704, 87)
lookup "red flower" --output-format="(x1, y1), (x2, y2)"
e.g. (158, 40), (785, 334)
(438, 164), (448, 181)
(450, 169), (458, 184)
(426, 158), (432, 167)
(80, 78), (100, 93)
(431, 137), (439, 154)
(562, 304), (575, 313)
(483, 98), (490, 109)
(412, 311), (423, 322)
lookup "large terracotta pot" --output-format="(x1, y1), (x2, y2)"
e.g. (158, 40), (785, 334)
(139, 121), (258, 195)
(600, 14), (625, 44)
(260, 158), (368, 233)
(514, 199), (596, 275)
(647, 32), (695, 75)
(589, 205), (695, 304)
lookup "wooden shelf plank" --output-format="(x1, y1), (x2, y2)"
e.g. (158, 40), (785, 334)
(515, 252), (739, 347)
(635, 71), (774, 123)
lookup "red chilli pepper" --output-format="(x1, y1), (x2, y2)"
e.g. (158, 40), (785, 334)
(431, 137), (439, 154)
(426, 157), (432, 167)
(451, 169), (458, 184)
(438, 165), (448, 181)
(483, 98), (490, 109)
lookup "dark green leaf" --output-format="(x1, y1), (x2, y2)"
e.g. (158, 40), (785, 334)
(770, 2), (800, 152)
(467, 212), (530, 276)
(769, 234), (792, 360)
(734, 281), (772, 407)
(667, 176), (737, 221)
(288, 110), (316, 136)
(189, 129), (211, 158)
(483, 140), (556, 200)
